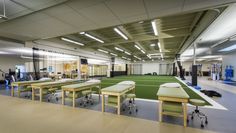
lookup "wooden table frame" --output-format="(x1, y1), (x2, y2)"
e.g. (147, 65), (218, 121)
(31, 80), (80, 102)
(11, 80), (52, 97)
(158, 96), (188, 127)
(61, 83), (101, 108)
(101, 85), (135, 115)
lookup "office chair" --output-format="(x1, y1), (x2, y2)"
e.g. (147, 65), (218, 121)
(47, 87), (60, 102)
(80, 90), (96, 107)
(124, 93), (138, 114)
(187, 99), (208, 128)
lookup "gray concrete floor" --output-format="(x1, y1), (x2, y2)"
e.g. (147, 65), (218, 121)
(0, 78), (236, 133)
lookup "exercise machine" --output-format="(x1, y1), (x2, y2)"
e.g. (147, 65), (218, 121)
(224, 65), (234, 81)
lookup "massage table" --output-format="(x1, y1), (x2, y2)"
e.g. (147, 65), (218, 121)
(157, 83), (189, 127)
(101, 81), (135, 115)
(31, 79), (81, 102)
(61, 80), (101, 107)
(11, 78), (52, 97)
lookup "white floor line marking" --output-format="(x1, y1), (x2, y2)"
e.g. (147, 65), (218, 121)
(92, 93), (225, 110)
(175, 77), (227, 110)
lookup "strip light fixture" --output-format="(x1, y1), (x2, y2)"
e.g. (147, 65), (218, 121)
(151, 20), (158, 36)
(61, 37), (84, 46)
(134, 45), (141, 50)
(122, 56), (127, 59)
(114, 27), (128, 40)
(115, 47), (124, 52)
(147, 55), (151, 59)
(80, 32), (104, 43)
(134, 55), (141, 60)
(110, 53), (117, 56)
(98, 49), (108, 53)
(124, 51), (131, 55)
(141, 50), (145, 54)
(158, 42), (164, 60)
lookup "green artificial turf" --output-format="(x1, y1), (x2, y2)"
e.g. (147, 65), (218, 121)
(101, 75), (210, 105)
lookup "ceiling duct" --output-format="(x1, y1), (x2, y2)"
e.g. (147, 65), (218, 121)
(0, 0), (8, 20)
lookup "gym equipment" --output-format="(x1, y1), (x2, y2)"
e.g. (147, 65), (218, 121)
(224, 65), (234, 81)
(211, 64), (222, 80)
(192, 65), (198, 86)
(200, 90), (222, 97)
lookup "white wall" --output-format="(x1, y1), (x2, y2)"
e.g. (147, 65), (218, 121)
(0, 55), (26, 80)
(222, 52), (236, 81)
(182, 61), (212, 72)
(142, 63), (159, 75)
(133, 64), (142, 74)
(132, 62), (174, 75)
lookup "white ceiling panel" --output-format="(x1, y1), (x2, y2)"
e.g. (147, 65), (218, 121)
(66, 0), (107, 10)
(42, 4), (95, 29)
(105, 0), (147, 22)
(0, 0), (28, 16)
(144, 0), (185, 18)
(10, 0), (67, 10)
(77, 3), (121, 26)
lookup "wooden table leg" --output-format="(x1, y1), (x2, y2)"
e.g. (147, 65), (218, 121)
(159, 101), (163, 122)
(11, 86), (14, 97)
(183, 103), (187, 127)
(17, 88), (21, 97)
(62, 90), (65, 105)
(98, 84), (101, 101)
(117, 95), (120, 115)
(72, 91), (75, 108)
(32, 87), (35, 100)
(102, 94), (104, 112)
(39, 88), (42, 102)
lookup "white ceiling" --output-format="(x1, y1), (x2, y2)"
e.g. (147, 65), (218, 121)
(0, 0), (236, 41)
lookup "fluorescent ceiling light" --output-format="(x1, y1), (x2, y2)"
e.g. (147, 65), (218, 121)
(134, 60), (136, 62)
(158, 42), (162, 53)
(115, 47), (124, 52)
(150, 44), (155, 47)
(152, 59), (154, 61)
(124, 51), (131, 55)
(61, 37), (84, 46)
(81, 32), (104, 43)
(151, 20), (158, 36)
(148, 53), (160, 56)
(114, 28), (128, 40)
(110, 53), (117, 56)
(141, 50), (145, 54)
(98, 49), (108, 53)
(134, 45), (141, 50)
(161, 53), (164, 59)
(147, 55), (151, 59)
(127, 58), (131, 61)
(122, 56), (127, 59)
(219, 44), (236, 52)
(142, 60), (145, 62)
(88, 58), (108, 64)
(139, 21), (144, 24)
(133, 55), (141, 60)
